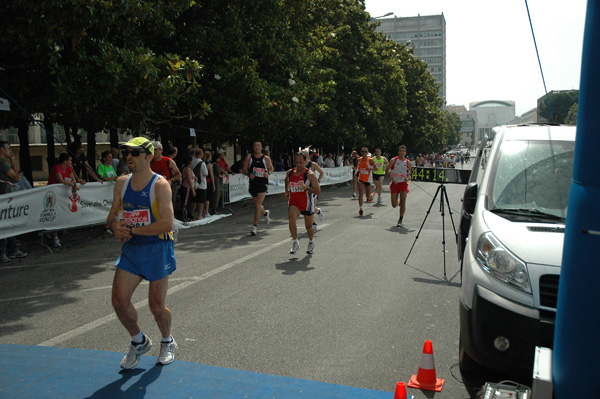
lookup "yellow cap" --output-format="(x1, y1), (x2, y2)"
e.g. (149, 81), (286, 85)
(120, 137), (154, 155)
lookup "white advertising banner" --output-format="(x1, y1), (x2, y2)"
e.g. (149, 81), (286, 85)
(0, 182), (114, 240)
(0, 167), (352, 239)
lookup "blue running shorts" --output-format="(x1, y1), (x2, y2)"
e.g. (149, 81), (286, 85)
(116, 239), (176, 281)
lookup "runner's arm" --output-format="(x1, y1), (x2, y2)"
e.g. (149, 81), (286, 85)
(241, 156), (252, 178)
(307, 171), (321, 197)
(284, 170), (290, 198)
(265, 156), (274, 173)
(107, 176), (130, 241)
(311, 163), (324, 182)
(385, 158), (396, 175)
(169, 159), (182, 184)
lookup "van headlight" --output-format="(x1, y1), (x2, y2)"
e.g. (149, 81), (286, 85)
(476, 232), (531, 293)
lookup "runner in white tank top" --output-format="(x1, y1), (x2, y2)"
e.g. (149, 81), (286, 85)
(386, 145), (412, 227)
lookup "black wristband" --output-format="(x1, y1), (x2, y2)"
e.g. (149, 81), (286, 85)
(127, 225), (136, 236)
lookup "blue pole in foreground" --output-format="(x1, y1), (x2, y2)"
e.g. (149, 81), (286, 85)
(553, 1), (600, 397)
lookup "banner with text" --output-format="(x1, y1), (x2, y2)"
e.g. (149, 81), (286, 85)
(0, 166), (353, 239)
(0, 182), (114, 239)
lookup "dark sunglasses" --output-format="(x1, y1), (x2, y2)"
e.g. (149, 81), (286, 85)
(361, 150), (368, 153)
(122, 149), (145, 158)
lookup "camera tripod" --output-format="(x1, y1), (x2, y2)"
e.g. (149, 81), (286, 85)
(404, 183), (458, 278)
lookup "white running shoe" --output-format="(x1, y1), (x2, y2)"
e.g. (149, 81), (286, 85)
(377, 196), (383, 204)
(157, 338), (178, 366)
(307, 240), (315, 254)
(120, 336), (153, 369)
(52, 237), (61, 248)
(7, 250), (27, 259)
(290, 240), (300, 254)
(251, 225), (258, 236)
(264, 210), (271, 225)
(312, 223), (318, 233)
(318, 209), (324, 223)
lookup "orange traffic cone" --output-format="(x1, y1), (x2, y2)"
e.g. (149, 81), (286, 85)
(407, 340), (445, 392)
(394, 382), (413, 399)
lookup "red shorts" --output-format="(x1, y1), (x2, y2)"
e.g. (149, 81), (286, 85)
(390, 182), (409, 194)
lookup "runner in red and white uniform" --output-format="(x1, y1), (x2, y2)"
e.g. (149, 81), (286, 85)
(284, 152), (321, 254)
(385, 145), (412, 227)
(357, 147), (377, 216)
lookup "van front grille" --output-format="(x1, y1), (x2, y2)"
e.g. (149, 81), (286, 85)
(527, 226), (565, 233)
(539, 275), (560, 309)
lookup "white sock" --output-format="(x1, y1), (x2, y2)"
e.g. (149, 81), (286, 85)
(131, 332), (144, 344)
(161, 335), (173, 343)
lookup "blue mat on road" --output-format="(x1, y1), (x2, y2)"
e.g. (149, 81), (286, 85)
(0, 344), (394, 399)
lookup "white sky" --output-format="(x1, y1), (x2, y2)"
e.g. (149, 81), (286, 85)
(364, 0), (587, 116)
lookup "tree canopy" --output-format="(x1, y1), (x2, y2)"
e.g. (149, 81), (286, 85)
(1, 0), (451, 172)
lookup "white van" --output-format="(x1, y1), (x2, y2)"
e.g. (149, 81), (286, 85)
(459, 124), (576, 379)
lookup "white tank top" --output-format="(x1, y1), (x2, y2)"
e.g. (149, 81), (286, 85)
(390, 157), (409, 183)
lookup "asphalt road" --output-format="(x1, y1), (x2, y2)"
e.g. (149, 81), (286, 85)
(0, 172), (476, 398)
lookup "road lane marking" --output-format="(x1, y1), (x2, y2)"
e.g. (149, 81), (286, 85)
(36, 227), (324, 347)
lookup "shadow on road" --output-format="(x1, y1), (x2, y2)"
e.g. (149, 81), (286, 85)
(275, 256), (314, 275)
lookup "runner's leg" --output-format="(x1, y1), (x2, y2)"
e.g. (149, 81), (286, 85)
(288, 205), (301, 240)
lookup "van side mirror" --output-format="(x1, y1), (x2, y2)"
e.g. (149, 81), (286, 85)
(463, 182), (478, 214)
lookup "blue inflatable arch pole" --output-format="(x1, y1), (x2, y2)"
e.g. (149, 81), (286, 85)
(553, 1), (600, 397)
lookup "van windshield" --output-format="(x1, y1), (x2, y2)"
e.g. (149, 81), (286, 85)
(488, 140), (574, 221)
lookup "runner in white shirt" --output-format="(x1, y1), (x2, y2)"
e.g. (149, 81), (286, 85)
(385, 145), (412, 227)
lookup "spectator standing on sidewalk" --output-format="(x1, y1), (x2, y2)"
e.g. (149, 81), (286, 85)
(178, 154), (196, 221)
(191, 150), (209, 220)
(0, 141), (28, 263)
(96, 150), (118, 236)
(107, 137), (178, 369)
(217, 148), (235, 175)
(336, 151), (345, 167)
(150, 142), (181, 188)
(97, 150), (118, 182)
(206, 150), (222, 215)
(47, 152), (83, 248)
(69, 141), (100, 182)
(323, 153), (335, 168)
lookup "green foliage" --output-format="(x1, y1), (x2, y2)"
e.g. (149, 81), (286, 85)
(564, 102), (578, 125)
(1, 0), (447, 157)
(537, 90), (578, 124)
(443, 111), (462, 146)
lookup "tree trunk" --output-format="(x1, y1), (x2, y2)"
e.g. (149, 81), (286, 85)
(109, 127), (119, 149)
(44, 117), (57, 172)
(86, 129), (97, 172)
(16, 119), (33, 185)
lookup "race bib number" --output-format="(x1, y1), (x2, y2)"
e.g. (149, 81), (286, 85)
(360, 168), (369, 175)
(123, 209), (151, 227)
(253, 167), (266, 178)
(289, 182), (305, 193)
(392, 172), (406, 183)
